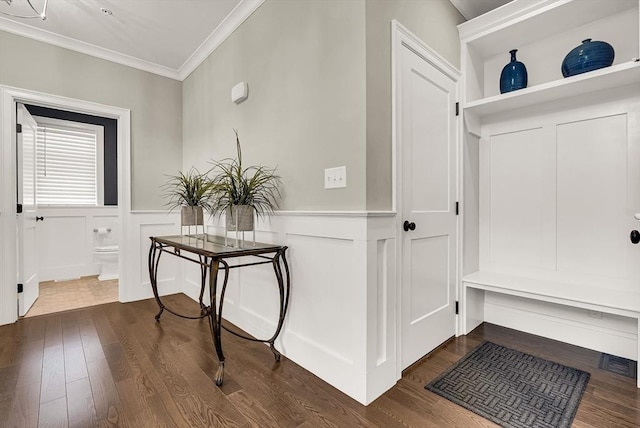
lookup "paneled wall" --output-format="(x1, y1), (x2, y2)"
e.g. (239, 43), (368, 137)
(119, 210), (399, 403)
(478, 87), (639, 358)
(36, 208), (184, 307)
(180, 212), (398, 405)
(37, 207), (118, 281)
(480, 88), (639, 287)
(121, 211), (183, 303)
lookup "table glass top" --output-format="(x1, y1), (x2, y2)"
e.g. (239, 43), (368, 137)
(152, 234), (283, 257)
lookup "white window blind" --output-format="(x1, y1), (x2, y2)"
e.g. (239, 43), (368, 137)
(35, 121), (101, 206)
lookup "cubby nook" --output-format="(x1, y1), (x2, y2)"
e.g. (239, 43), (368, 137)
(458, 0), (640, 386)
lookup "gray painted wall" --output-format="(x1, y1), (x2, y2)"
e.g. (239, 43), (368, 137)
(0, 31), (182, 210)
(183, 0), (367, 211)
(183, 0), (463, 211)
(1, 0), (463, 212)
(365, 0), (464, 210)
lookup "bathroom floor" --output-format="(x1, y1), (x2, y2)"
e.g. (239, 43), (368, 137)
(24, 275), (118, 318)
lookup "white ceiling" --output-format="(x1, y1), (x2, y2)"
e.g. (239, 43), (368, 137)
(0, 0), (511, 81)
(0, 0), (264, 80)
(449, 0), (512, 20)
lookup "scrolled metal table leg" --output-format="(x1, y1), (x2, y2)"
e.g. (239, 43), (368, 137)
(215, 361), (225, 386)
(148, 239), (165, 321)
(266, 247), (290, 361)
(270, 343), (281, 362)
(208, 258), (228, 386)
(199, 255), (208, 316)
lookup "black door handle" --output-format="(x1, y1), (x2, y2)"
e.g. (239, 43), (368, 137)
(403, 220), (416, 232)
(631, 230), (640, 244)
(36, 216), (44, 222)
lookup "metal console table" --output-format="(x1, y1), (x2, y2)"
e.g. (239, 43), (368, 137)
(148, 234), (290, 386)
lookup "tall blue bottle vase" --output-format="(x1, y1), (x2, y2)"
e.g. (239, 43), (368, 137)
(500, 49), (528, 94)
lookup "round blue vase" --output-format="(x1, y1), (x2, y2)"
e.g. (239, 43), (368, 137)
(561, 39), (614, 77)
(500, 49), (528, 94)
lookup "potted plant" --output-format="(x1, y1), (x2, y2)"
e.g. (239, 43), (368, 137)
(209, 130), (281, 231)
(163, 167), (216, 227)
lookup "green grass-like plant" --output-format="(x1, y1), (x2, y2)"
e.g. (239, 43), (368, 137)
(162, 167), (216, 212)
(208, 130), (281, 219)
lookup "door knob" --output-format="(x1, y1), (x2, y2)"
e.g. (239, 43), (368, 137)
(403, 220), (416, 232)
(631, 230), (640, 244)
(36, 216), (44, 222)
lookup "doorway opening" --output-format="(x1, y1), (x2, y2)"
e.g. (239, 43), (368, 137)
(0, 85), (131, 325)
(19, 104), (120, 317)
(18, 104), (119, 316)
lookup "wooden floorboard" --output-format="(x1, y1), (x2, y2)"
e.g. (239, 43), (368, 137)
(66, 377), (97, 428)
(1, 293), (638, 427)
(7, 338), (44, 428)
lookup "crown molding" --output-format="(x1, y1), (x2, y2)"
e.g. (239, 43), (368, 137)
(457, 0), (559, 42)
(0, 16), (181, 80)
(0, 0), (266, 82)
(178, 0), (265, 81)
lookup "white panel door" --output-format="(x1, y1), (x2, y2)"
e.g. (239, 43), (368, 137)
(400, 44), (458, 370)
(17, 103), (39, 316)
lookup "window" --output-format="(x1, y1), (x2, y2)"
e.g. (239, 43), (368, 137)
(34, 117), (105, 206)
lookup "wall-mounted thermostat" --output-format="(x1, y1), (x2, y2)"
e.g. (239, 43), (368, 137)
(231, 82), (248, 104)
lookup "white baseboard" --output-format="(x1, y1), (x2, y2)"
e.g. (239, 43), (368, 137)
(484, 293), (638, 360)
(40, 265), (100, 282)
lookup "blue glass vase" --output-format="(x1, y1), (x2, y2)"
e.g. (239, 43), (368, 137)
(500, 49), (528, 94)
(561, 39), (614, 77)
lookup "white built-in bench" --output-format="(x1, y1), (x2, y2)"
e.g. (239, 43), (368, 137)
(462, 270), (640, 387)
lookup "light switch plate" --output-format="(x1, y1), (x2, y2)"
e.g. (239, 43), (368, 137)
(324, 166), (347, 189)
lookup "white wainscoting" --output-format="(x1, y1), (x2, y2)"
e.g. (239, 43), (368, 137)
(180, 211), (398, 405)
(120, 210), (182, 303)
(35, 208), (183, 304)
(37, 206), (119, 281)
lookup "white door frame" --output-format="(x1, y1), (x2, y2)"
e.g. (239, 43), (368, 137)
(391, 20), (461, 377)
(0, 85), (131, 325)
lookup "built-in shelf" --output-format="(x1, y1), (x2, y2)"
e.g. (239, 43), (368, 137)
(463, 270), (640, 319)
(459, 0), (640, 385)
(463, 61), (640, 120)
(462, 0), (638, 60)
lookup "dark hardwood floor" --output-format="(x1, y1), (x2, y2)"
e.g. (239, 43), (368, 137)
(1, 293), (638, 427)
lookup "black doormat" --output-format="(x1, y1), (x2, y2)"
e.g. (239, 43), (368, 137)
(425, 342), (590, 428)
(599, 353), (637, 378)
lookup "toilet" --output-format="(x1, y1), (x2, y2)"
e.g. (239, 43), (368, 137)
(94, 245), (119, 281)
